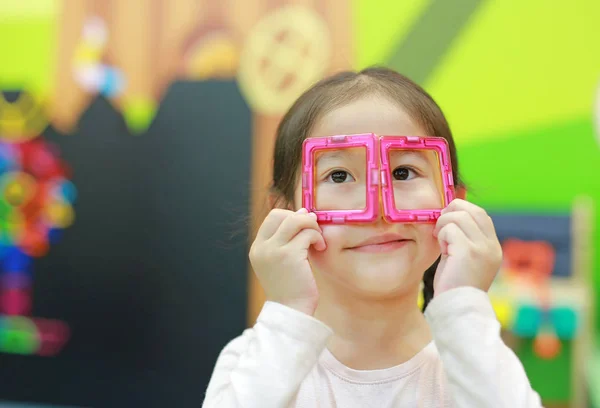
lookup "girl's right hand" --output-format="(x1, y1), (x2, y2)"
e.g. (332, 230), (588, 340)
(249, 208), (326, 316)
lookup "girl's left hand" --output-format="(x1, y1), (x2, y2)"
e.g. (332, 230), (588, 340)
(432, 199), (503, 296)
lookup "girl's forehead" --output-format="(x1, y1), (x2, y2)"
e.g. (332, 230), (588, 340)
(314, 147), (439, 170)
(309, 96), (427, 139)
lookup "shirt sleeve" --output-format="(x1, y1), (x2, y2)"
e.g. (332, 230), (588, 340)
(425, 287), (544, 408)
(202, 301), (333, 408)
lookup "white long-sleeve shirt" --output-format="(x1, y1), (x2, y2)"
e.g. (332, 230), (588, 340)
(203, 287), (543, 407)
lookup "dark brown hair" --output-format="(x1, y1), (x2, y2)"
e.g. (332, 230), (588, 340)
(270, 67), (463, 311)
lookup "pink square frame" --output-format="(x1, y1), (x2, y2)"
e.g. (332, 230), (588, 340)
(302, 133), (455, 224)
(379, 135), (455, 223)
(302, 133), (379, 224)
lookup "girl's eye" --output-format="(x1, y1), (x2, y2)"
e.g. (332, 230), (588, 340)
(392, 167), (417, 181)
(327, 170), (355, 183)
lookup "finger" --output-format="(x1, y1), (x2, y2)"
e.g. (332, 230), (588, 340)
(255, 208), (296, 241)
(287, 228), (326, 252)
(434, 211), (483, 242)
(439, 239), (449, 256)
(442, 199), (496, 237)
(271, 210), (322, 245)
(437, 222), (471, 255)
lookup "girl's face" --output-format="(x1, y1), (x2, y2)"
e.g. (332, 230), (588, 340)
(293, 95), (442, 298)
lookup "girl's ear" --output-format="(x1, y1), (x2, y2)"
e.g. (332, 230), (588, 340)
(455, 186), (467, 200)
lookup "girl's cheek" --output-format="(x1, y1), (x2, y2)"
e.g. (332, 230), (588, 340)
(309, 226), (349, 271)
(320, 224), (351, 248)
(308, 225), (350, 260)
(419, 224), (441, 251)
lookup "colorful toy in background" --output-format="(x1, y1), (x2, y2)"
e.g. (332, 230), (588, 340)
(72, 17), (126, 99)
(493, 239), (579, 360)
(0, 91), (49, 144)
(0, 139), (75, 356)
(0, 0), (76, 357)
(486, 205), (594, 407)
(71, 15), (159, 135)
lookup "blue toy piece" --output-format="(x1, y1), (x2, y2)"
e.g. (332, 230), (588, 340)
(552, 306), (578, 340)
(514, 304), (542, 337)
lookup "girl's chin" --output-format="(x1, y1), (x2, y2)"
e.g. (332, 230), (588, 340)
(342, 281), (414, 300)
(325, 269), (420, 298)
(311, 256), (431, 295)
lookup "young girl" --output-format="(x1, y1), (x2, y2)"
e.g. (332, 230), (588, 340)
(203, 67), (542, 407)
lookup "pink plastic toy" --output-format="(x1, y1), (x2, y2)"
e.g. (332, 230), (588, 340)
(302, 133), (455, 224)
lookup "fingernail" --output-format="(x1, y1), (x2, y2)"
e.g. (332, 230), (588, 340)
(297, 208), (308, 213)
(309, 212), (317, 218)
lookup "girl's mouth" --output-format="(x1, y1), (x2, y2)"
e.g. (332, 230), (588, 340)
(347, 233), (413, 253)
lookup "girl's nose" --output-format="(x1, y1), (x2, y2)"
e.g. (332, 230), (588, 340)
(377, 190), (393, 225)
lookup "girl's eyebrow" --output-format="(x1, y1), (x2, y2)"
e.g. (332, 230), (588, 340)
(389, 150), (437, 165)
(390, 150), (427, 159)
(315, 150), (365, 165)
(314, 149), (437, 167)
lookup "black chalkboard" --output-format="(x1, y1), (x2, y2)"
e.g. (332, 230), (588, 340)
(0, 80), (251, 407)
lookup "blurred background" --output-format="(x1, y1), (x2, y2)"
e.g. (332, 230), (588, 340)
(0, 0), (597, 407)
